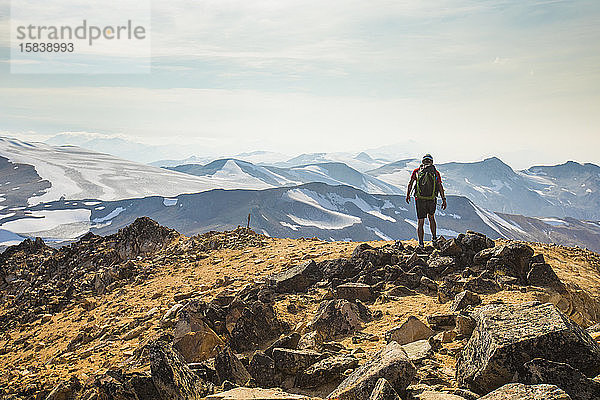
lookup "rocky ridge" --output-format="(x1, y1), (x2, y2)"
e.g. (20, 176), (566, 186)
(1, 218), (600, 399)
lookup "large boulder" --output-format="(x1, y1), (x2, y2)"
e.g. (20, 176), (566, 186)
(327, 341), (416, 399)
(351, 243), (394, 267)
(336, 283), (374, 302)
(173, 310), (225, 362)
(147, 339), (211, 400)
(459, 231), (494, 254)
(265, 332), (301, 358)
(463, 276), (501, 294)
(247, 351), (282, 388)
(516, 358), (600, 400)
(368, 378), (402, 400)
(457, 302), (600, 394)
(527, 263), (566, 292)
(427, 256), (457, 277)
(296, 354), (359, 388)
(308, 299), (372, 340)
(439, 239), (463, 257)
(401, 339), (433, 363)
(268, 260), (322, 293)
(271, 348), (323, 375)
(230, 301), (289, 352)
(114, 217), (178, 260)
(450, 290), (481, 312)
(478, 383), (572, 399)
(215, 347), (251, 386)
(385, 316), (434, 345)
(481, 243), (534, 283)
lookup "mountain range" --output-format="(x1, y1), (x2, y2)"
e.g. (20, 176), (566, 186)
(0, 136), (598, 251)
(163, 154), (600, 220)
(368, 157), (600, 220)
(167, 159), (401, 195)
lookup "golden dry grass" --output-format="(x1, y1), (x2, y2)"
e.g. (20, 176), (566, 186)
(1, 236), (599, 397)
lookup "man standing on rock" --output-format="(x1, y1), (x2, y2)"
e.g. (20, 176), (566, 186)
(406, 154), (447, 248)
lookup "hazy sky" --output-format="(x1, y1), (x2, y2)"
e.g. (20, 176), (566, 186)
(1, 0), (599, 168)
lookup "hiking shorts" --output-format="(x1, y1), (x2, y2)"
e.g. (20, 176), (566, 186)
(415, 198), (437, 219)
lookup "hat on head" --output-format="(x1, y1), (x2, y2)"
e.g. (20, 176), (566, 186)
(422, 153), (433, 163)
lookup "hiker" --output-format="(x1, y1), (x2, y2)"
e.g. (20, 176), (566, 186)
(406, 153), (447, 248)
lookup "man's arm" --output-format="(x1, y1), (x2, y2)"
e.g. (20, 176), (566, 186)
(406, 175), (415, 203)
(438, 177), (447, 210)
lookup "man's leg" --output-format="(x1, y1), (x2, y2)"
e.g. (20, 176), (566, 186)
(417, 218), (425, 247)
(428, 214), (437, 240)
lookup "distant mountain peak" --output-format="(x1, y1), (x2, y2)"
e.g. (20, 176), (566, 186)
(482, 156), (508, 165)
(354, 151), (374, 162)
(564, 160), (583, 167)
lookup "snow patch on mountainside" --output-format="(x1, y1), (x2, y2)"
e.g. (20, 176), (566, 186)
(1, 209), (91, 234)
(285, 189), (361, 229)
(280, 221), (300, 231)
(366, 210), (396, 222)
(285, 189), (397, 223)
(404, 219), (418, 229)
(340, 195), (396, 222)
(540, 217), (569, 227)
(287, 213), (360, 230)
(366, 226), (392, 240)
(211, 160), (273, 190)
(92, 207), (125, 223)
(472, 204), (527, 236)
(435, 210), (462, 219)
(0, 137), (223, 205)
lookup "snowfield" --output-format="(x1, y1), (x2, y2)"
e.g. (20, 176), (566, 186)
(472, 203), (528, 236)
(1, 209), (91, 235)
(0, 137), (240, 205)
(163, 198), (178, 207)
(92, 207), (126, 223)
(285, 189), (362, 229)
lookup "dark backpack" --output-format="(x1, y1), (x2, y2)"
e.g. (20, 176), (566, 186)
(415, 164), (438, 200)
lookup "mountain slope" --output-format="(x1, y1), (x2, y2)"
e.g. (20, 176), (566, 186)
(368, 157), (600, 219)
(2, 182), (598, 252)
(149, 155), (215, 168)
(365, 158), (421, 188)
(0, 137), (226, 206)
(276, 152), (389, 172)
(169, 159), (402, 195)
(167, 159), (296, 189)
(437, 157), (555, 216)
(264, 162), (402, 195)
(520, 161), (600, 220)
